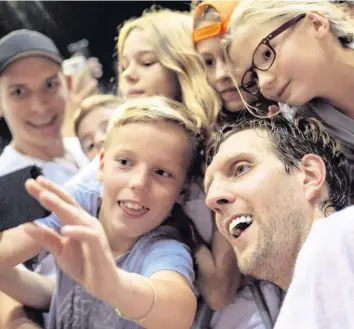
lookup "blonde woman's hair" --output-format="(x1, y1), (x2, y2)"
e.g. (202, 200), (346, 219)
(105, 96), (207, 181)
(74, 94), (123, 136)
(117, 7), (220, 136)
(228, 0), (354, 47)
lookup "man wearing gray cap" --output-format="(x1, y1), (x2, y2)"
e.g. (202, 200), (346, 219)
(0, 29), (89, 329)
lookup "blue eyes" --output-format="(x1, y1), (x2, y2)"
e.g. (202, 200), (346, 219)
(116, 158), (172, 178)
(232, 163), (251, 177)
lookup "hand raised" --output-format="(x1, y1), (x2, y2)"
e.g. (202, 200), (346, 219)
(25, 176), (119, 302)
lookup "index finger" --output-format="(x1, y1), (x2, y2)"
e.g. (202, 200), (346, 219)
(36, 188), (91, 227)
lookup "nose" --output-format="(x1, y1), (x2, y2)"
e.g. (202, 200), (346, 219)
(215, 59), (230, 83)
(129, 166), (149, 191)
(94, 131), (105, 153)
(205, 180), (235, 214)
(256, 69), (276, 95)
(30, 94), (49, 114)
(121, 63), (139, 84)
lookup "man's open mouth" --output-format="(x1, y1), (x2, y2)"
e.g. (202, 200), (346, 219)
(228, 215), (254, 239)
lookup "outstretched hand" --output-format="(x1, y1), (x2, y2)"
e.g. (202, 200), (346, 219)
(24, 176), (119, 302)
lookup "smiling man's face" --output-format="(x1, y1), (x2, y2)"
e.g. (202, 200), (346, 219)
(205, 128), (308, 282)
(0, 56), (67, 151)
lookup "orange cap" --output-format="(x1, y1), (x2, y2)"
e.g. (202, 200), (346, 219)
(192, 1), (239, 44)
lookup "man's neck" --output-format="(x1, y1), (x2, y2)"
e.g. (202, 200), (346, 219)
(276, 207), (330, 290)
(12, 138), (65, 161)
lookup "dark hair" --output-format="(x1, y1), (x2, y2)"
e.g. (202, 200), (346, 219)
(216, 95), (276, 128)
(208, 111), (351, 214)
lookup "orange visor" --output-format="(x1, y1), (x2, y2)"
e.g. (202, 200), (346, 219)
(192, 0), (239, 44)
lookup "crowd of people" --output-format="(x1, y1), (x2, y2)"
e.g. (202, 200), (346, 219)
(0, 0), (353, 328)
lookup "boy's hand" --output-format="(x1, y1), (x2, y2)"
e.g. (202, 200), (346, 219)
(24, 177), (119, 302)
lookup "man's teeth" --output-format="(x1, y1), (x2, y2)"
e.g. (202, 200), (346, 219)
(228, 215), (253, 235)
(30, 117), (55, 127)
(121, 201), (145, 210)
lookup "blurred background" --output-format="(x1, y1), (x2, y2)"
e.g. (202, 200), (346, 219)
(0, 1), (191, 150)
(0, 1), (190, 89)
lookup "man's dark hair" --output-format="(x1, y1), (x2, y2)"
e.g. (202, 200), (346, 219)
(208, 111), (351, 214)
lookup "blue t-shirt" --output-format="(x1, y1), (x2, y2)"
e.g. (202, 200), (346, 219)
(39, 179), (195, 329)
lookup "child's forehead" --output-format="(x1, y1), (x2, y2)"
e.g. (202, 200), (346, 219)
(108, 121), (192, 156)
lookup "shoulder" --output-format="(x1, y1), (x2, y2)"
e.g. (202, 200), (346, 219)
(0, 145), (42, 176)
(134, 226), (195, 284)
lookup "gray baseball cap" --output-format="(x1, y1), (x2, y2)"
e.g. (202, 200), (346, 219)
(0, 29), (63, 74)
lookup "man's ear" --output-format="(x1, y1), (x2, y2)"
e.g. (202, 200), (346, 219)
(97, 151), (105, 182)
(65, 74), (73, 92)
(306, 12), (330, 39)
(301, 154), (326, 204)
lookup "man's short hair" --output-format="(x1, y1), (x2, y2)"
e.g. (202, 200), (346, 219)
(208, 111), (351, 214)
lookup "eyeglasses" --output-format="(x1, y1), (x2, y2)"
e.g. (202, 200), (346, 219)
(241, 14), (306, 95)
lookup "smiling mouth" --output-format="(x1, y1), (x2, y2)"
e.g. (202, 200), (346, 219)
(27, 116), (57, 128)
(277, 82), (290, 101)
(228, 215), (254, 239)
(118, 200), (149, 217)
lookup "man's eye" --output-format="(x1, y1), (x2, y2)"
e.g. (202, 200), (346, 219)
(232, 164), (251, 177)
(45, 78), (59, 90)
(11, 87), (25, 97)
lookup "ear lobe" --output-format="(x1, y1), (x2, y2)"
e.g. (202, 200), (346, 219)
(301, 154), (326, 204)
(97, 151), (105, 182)
(306, 12), (330, 38)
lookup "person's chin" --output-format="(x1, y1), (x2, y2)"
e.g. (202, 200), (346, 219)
(224, 99), (245, 113)
(283, 92), (313, 107)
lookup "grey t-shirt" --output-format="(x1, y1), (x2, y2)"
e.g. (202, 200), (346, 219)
(39, 182), (195, 329)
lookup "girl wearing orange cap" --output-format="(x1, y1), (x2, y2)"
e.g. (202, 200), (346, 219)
(192, 0), (277, 126)
(192, 2), (283, 329)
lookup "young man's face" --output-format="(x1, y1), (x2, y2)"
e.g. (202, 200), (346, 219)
(0, 56), (68, 150)
(205, 129), (310, 282)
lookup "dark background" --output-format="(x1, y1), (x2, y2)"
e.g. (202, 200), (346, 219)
(0, 1), (191, 149)
(0, 1), (191, 87)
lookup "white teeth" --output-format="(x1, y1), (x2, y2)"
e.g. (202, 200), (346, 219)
(30, 117), (54, 126)
(229, 219), (238, 234)
(228, 215), (253, 235)
(121, 201), (145, 210)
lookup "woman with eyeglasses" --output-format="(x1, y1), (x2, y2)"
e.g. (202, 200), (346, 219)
(224, 0), (354, 196)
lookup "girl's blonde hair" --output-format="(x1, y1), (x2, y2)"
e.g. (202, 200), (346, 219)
(74, 94), (122, 136)
(228, 0), (354, 47)
(117, 7), (220, 135)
